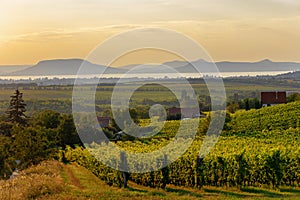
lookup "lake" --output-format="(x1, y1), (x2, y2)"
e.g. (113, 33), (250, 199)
(0, 71), (292, 81)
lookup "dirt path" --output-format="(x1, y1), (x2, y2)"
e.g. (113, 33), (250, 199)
(63, 164), (84, 190)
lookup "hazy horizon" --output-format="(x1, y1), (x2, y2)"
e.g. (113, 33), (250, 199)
(0, 0), (299, 66)
(1, 57), (300, 68)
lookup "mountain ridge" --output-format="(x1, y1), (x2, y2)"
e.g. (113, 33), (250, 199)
(1, 58), (300, 76)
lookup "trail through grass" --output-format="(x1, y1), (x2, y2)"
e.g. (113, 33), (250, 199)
(1, 161), (300, 199)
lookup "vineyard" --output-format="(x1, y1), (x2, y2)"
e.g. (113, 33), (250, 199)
(228, 101), (300, 133)
(62, 102), (300, 189)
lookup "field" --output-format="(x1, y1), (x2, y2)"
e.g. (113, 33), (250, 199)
(0, 80), (298, 114)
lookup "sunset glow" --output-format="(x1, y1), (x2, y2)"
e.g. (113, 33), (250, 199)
(0, 0), (299, 65)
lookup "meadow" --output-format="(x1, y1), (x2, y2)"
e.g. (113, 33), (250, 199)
(0, 80), (297, 114)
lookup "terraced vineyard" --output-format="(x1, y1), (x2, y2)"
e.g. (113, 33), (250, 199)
(63, 102), (300, 189)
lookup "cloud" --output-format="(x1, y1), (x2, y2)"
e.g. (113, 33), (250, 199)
(0, 24), (146, 44)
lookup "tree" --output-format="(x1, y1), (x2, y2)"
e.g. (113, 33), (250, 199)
(0, 135), (14, 178)
(253, 98), (261, 109)
(6, 90), (28, 126)
(287, 93), (300, 102)
(244, 98), (250, 111)
(32, 110), (61, 129)
(58, 114), (82, 147)
(226, 101), (239, 113)
(11, 126), (58, 168)
(0, 121), (13, 137)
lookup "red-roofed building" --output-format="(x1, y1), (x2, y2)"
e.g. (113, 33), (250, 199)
(261, 91), (287, 107)
(97, 117), (111, 127)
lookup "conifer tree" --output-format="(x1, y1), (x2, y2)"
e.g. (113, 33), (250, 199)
(6, 90), (28, 125)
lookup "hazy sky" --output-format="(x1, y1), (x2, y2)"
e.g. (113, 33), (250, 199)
(0, 0), (299, 65)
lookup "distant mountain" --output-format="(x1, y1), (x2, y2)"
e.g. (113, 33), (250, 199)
(8, 59), (125, 76)
(121, 60), (187, 70)
(4, 59), (300, 76)
(216, 59), (300, 72)
(0, 65), (31, 75)
(175, 59), (300, 73)
(121, 59), (300, 73)
(162, 60), (188, 68)
(120, 64), (180, 73)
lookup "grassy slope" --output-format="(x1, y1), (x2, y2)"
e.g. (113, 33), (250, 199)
(1, 161), (299, 200)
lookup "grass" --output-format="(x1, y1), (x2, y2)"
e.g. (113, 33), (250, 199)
(1, 161), (299, 200)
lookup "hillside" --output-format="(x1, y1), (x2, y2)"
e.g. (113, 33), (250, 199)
(1, 161), (299, 200)
(58, 102), (300, 195)
(0, 65), (31, 75)
(8, 59), (125, 76)
(172, 59), (300, 73)
(228, 101), (300, 133)
(120, 59), (300, 73)
(276, 71), (300, 80)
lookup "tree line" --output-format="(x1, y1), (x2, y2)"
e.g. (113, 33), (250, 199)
(0, 90), (82, 178)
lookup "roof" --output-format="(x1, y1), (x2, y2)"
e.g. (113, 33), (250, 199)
(97, 117), (111, 127)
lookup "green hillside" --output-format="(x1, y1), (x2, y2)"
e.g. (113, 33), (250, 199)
(229, 101), (300, 133)
(59, 102), (300, 191)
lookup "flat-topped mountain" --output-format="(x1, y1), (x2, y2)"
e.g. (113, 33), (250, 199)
(8, 59), (125, 76)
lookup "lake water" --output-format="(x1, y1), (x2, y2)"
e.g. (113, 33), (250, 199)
(0, 71), (292, 80)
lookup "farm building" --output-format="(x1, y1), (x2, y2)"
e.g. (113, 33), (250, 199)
(261, 91), (287, 107)
(97, 117), (111, 127)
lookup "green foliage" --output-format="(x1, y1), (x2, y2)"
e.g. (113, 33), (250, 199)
(63, 127), (300, 189)
(226, 102), (239, 113)
(62, 102), (300, 189)
(11, 125), (58, 168)
(0, 135), (14, 178)
(5, 90), (28, 126)
(244, 98), (250, 111)
(31, 110), (82, 147)
(61, 146), (124, 187)
(58, 114), (82, 147)
(32, 110), (61, 129)
(287, 93), (300, 102)
(0, 121), (13, 136)
(228, 102), (300, 133)
(237, 98), (262, 110)
(0, 109), (82, 178)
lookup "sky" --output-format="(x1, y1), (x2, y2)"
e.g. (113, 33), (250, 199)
(0, 0), (299, 65)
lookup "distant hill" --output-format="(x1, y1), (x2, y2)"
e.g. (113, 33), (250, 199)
(121, 59), (300, 73)
(4, 58), (300, 76)
(0, 65), (31, 75)
(162, 60), (188, 68)
(175, 59), (300, 73)
(8, 59), (125, 76)
(276, 70), (300, 79)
